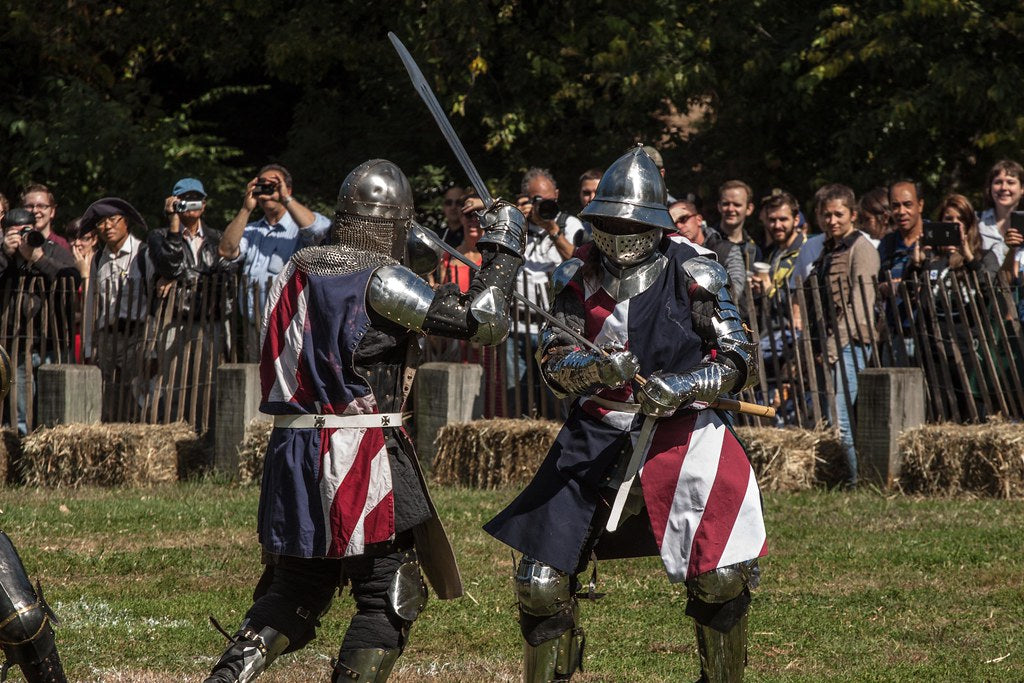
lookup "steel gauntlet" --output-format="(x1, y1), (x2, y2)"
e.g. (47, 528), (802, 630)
(636, 362), (738, 417)
(541, 346), (640, 398)
(477, 200), (527, 255)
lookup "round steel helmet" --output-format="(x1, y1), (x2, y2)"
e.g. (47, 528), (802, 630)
(580, 146), (675, 233)
(333, 159), (414, 261)
(336, 159), (414, 221)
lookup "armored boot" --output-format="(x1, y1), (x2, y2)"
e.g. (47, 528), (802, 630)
(331, 647), (401, 682)
(204, 621), (290, 683)
(694, 613), (747, 683)
(516, 557), (585, 682)
(686, 561), (758, 683)
(0, 532), (67, 683)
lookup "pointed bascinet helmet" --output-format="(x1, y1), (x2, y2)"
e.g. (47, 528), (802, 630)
(580, 145), (675, 267)
(333, 159), (415, 261)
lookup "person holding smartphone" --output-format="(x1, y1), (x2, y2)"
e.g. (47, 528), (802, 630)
(977, 159), (1024, 274)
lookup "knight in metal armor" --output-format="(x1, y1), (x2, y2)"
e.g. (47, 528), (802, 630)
(203, 159), (525, 682)
(484, 146), (766, 682)
(0, 346), (67, 683)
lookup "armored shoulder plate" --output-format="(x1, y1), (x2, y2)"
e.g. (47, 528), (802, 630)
(551, 258), (583, 297)
(367, 264), (434, 333)
(683, 256), (728, 295)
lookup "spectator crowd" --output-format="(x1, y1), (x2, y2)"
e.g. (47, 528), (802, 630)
(1, 153), (1023, 488)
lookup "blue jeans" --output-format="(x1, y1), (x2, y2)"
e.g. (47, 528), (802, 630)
(833, 344), (870, 486)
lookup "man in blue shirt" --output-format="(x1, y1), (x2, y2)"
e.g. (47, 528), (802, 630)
(219, 164), (330, 358)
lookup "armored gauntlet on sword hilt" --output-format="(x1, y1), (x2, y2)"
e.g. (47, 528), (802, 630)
(541, 342), (640, 398)
(636, 362), (739, 417)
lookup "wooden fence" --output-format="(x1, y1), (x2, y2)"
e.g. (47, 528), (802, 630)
(1, 267), (1021, 434)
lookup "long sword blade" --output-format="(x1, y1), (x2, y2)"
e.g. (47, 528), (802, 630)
(388, 32), (494, 208)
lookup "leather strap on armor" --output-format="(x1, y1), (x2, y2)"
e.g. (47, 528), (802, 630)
(332, 647), (400, 682)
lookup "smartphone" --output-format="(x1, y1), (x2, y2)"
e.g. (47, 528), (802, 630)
(1011, 210), (1024, 231)
(922, 221), (961, 248)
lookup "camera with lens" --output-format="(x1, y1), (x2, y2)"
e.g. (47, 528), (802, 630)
(173, 200), (204, 213)
(19, 228), (46, 249)
(252, 181), (277, 197)
(531, 195), (560, 221)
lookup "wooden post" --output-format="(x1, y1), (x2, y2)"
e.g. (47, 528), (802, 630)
(37, 364), (103, 426)
(855, 367), (925, 488)
(413, 362), (483, 466)
(213, 363), (262, 479)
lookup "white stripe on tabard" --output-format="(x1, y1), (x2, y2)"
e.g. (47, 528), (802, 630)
(667, 233), (716, 258)
(260, 261), (295, 348)
(594, 297), (629, 348)
(716, 462), (767, 568)
(267, 279), (308, 403)
(318, 427), (366, 555)
(655, 410), (725, 582)
(344, 443), (393, 557)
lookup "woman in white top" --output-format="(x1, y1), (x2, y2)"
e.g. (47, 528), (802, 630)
(976, 159), (1024, 274)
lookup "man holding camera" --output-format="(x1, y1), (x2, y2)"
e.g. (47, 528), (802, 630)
(148, 178), (236, 424)
(507, 168), (584, 416)
(0, 208), (78, 433)
(21, 184), (71, 254)
(218, 164), (330, 303)
(218, 164), (329, 359)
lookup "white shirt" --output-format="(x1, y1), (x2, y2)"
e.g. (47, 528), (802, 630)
(90, 234), (151, 327)
(515, 215), (584, 334)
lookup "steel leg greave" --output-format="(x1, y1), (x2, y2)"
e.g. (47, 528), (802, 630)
(523, 608), (584, 683)
(694, 613), (747, 683)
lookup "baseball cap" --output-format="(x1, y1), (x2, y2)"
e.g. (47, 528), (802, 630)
(641, 145), (664, 169)
(172, 177), (207, 197)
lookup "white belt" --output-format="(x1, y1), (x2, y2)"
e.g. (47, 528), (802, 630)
(270, 413), (404, 429)
(586, 396), (641, 413)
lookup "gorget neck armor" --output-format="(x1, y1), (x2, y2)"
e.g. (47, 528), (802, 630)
(599, 251), (667, 302)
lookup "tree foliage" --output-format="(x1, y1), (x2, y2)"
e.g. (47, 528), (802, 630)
(3, 1), (1024, 228)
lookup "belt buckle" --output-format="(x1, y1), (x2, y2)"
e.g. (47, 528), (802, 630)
(380, 415), (391, 427)
(314, 415), (326, 429)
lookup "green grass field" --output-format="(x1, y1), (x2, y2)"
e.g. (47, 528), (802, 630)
(0, 484), (1021, 682)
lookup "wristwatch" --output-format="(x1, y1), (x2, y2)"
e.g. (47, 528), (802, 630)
(282, 195), (294, 206)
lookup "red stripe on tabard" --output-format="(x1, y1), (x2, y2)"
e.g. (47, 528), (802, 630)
(327, 427), (384, 556)
(361, 490), (395, 546)
(584, 287), (617, 342)
(259, 269), (307, 399)
(686, 427), (752, 578)
(638, 413), (698, 549)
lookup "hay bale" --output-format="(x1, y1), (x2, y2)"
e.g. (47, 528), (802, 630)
(899, 420), (1024, 497)
(433, 418), (561, 488)
(238, 418), (273, 484)
(19, 423), (201, 488)
(734, 426), (846, 491)
(433, 419), (846, 491)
